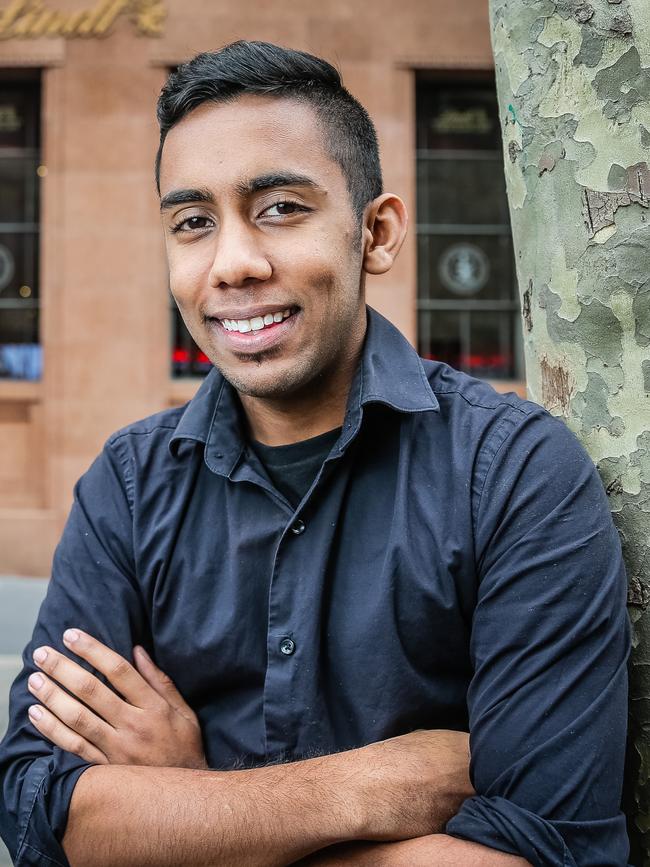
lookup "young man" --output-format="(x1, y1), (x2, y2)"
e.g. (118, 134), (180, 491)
(0, 41), (630, 867)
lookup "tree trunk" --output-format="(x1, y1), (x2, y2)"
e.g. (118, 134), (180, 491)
(488, 0), (650, 862)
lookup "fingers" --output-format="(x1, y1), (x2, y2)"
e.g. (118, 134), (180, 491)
(59, 629), (152, 708)
(32, 645), (125, 723)
(133, 646), (195, 718)
(27, 703), (108, 765)
(27, 669), (115, 751)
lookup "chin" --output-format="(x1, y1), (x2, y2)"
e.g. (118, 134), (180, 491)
(219, 364), (298, 399)
(225, 375), (300, 400)
(219, 354), (323, 401)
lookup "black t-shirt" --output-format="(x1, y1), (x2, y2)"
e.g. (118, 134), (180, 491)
(252, 427), (341, 507)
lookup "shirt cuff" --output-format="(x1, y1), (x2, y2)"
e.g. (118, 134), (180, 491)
(446, 795), (629, 867)
(10, 754), (92, 867)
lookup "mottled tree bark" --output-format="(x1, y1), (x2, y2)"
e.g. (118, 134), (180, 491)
(488, 0), (650, 862)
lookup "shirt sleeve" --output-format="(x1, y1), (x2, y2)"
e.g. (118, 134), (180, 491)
(446, 408), (631, 867)
(0, 436), (147, 867)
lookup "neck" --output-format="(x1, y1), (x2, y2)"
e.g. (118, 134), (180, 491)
(239, 339), (363, 447)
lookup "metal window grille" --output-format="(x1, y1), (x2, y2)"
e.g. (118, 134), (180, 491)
(0, 70), (41, 381)
(415, 74), (523, 381)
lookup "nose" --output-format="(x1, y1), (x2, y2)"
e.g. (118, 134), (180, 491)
(208, 220), (272, 288)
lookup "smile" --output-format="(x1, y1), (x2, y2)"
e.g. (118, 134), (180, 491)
(220, 308), (295, 333)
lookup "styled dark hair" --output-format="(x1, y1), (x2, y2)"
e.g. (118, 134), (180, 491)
(155, 40), (383, 218)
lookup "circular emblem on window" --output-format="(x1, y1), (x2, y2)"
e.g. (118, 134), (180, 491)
(0, 243), (14, 293)
(438, 243), (490, 296)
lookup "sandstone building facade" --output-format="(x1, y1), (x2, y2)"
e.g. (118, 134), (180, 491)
(0, 0), (521, 576)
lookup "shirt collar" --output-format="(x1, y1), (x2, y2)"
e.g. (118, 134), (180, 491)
(169, 306), (439, 469)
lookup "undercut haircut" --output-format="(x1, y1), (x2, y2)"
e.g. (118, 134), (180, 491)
(155, 40), (383, 218)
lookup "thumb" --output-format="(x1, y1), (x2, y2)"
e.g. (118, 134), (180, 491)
(133, 646), (195, 717)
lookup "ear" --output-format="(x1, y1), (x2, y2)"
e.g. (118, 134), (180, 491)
(361, 193), (408, 276)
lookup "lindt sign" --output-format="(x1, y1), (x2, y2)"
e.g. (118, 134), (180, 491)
(0, 0), (165, 38)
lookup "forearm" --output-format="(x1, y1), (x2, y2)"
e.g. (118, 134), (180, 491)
(295, 835), (532, 866)
(62, 730), (473, 867)
(63, 759), (358, 867)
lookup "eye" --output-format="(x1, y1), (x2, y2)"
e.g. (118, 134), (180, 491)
(260, 200), (309, 218)
(170, 215), (213, 234)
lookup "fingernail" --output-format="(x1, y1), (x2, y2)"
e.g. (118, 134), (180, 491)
(29, 673), (44, 690)
(63, 629), (80, 644)
(28, 705), (43, 721)
(33, 647), (48, 664)
(135, 646), (151, 662)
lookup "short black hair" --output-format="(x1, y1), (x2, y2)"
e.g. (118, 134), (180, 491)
(155, 40), (383, 218)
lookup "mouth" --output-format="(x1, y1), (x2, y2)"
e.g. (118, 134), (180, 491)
(217, 306), (298, 334)
(207, 305), (301, 354)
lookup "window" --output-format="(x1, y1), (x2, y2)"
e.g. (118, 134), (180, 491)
(416, 74), (522, 381)
(0, 71), (41, 381)
(166, 62), (208, 379)
(171, 305), (213, 378)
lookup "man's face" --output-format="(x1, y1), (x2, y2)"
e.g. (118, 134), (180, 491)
(159, 95), (368, 400)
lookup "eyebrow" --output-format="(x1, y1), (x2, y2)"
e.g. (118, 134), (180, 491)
(159, 173), (324, 212)
(235, 172), (325, 197)
(159, 187), (214, 211)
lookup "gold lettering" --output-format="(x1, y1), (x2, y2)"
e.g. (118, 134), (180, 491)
(43, 9), (66, 34)
(60, 8), (89, 35)
(12, 0), (43, 35)
(93, 0), (129, 35)
(0, 0), (28, 37)
(134, 0), (165, 36)
(75, 0), (109, 35)
(0, 0), (164, 38)
(30, 7), (56, 35)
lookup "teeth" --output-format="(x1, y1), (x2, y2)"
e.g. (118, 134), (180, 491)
(221, 309), (294, 334)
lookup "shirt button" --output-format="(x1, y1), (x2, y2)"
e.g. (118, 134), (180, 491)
(291, 519), (306, 535)
(279, 637), (296, 656)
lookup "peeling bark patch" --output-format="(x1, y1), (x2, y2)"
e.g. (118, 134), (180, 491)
(539, 153), (557, 175)
(643, 360), (650, 392)
(575, 26), (605, 67)
(582, 188), (628, 237)
(628, 575), (650, 608)
(627, 163), (650, 205)
(508, 140), (522, 163)
(582, 164), (650, 238)
(575, 371), (624, 436)
(640, 125), (650, 149)
(594, 47), (650, 123)
(574, 2), (594, 23)
(610, 13), (633, 35)
(540, 356), (572, 414)
(634, 285), (650, 347)
(606, 476), (624, 496)
(540, 284), (624, 368)
(608, 163), (628, 190)
(538, 141), (566, 176)
(522, 279), (534, 331)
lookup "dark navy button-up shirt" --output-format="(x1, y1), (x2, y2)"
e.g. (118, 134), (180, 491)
(0, 308), (630, 866)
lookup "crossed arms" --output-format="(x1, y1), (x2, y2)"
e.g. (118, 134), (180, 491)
(25, 630), (527, 867)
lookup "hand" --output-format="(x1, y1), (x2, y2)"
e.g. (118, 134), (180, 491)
(26, 629), (208, 770)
